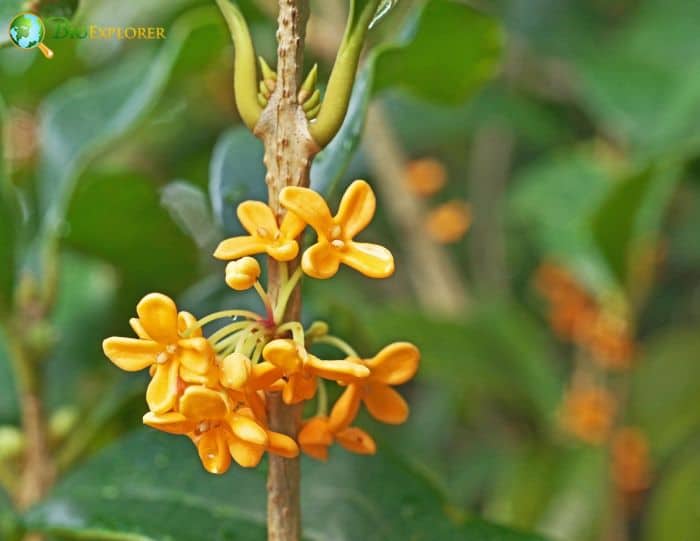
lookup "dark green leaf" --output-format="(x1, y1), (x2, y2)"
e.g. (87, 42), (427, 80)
(24, 429), (546, 541)
(0, 96), (18, 313)
(209, 127), (266, 236)
(373, 0), (503, 104)
(0, 332), (19, 424)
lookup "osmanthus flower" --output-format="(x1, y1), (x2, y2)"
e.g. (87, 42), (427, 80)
(262, 339), (370, 405)
(330, 342), (420, 427)
(297, 416), (375, 461)
(144, 386), (298, 473)
(213, 200), (306, 262)
(280, 180), (394, 279)
(103, 293), (214, 414)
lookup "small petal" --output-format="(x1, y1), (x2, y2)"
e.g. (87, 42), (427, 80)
(178, 311), (201, 337)
(248, 361), (285, 390)
(213, 235), (268, 261)
(366, 342), (420, 386)
(263, 340), (303, 374)
(195, 429), (231, 474)
(298, 417), (333, 446)
(244, 390), (267, 424)
(237, 201), (279, 237)
(143, 411), (194, 435)
(336, 427), (376, 455)
(302, 444), (329, 461)
(129, 318), (151, 340)
(267, 431), (300, 458)
(179, 365), (218, 386)
(280, 187), (334, 238)
(146, 360), (180, 414)
(229, 414), (268, 446)
(137, 293), (179, 344)
(335, 180), (376, 238)
(228, 437), (265, 468)
(177, 338), (213, 374)
(363, 383), (409, 424)
(302, 242), (341, 279)
(328, 384), (362, 432)
(103, 337), (159, 371)
(267, 239), (299, 262)
(283, 373), (317, 405)
(180, 386), (230, 421)
(306, 356), (370, 382)
(280, 209), (307, 239)
(341, 242), (394, 279)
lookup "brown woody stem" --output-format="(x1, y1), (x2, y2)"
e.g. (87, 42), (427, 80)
(255, 1), (317, 540)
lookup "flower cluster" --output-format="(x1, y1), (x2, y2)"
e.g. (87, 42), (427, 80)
(103, 180), (419, 474)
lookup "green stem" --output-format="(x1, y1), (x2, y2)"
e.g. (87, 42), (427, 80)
(185, 309), (262, 337)
(273, 267), (304, 323)
(209, 320), (258, 345)
(313, 335), (359, 357)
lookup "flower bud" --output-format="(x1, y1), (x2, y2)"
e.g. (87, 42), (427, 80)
(225, 257), (261, 290)
(0, 425), (24, 460)
(221, 352), (252, 390)
(306, 320), (329, 340)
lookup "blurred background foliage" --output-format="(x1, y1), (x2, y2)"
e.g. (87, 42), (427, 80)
(1, 0), (699, 539)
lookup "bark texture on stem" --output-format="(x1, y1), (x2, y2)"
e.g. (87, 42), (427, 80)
(255, 1), (316, 540)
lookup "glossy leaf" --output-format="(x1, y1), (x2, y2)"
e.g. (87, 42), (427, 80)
(209, 127), (266, 236)
(24, 429), (546, 541)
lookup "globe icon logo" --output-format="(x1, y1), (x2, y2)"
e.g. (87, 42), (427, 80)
(8, 13), (54, 59)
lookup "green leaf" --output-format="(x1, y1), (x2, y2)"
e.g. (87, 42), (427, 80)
(373, 0), (502, 104)
(0, 486), (21, 541)
(591, 163), (681, 287)
(643, 452), (700, 541)
(36, 6), (221, 245)
(63, 170), (199, 298)
(0, 97), (18, 313)
(0, 2), (24, 47)
(0, 332), (19, 424)
(161, 180), (220, 253)
(629, 328), (700, 460)
(209, 127), (266, 236)
(24, 429), (546, 541)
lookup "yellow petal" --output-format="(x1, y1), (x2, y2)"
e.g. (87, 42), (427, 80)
(143, 411), (194, 435)
(267, 239), (299, 262)
(282, 373), (317, 405)
(363, 383), (409, 424)
(229, 414), (268, 446)
(335, 180), (375, 238)
(137, 293), (179, 344)
(103, 337), (159, 371)
(248, 361), (285, 390)
(302, 242), (341, 279)
(129, 318), (151, 340)
(280, 209), (307, 239)
(280, 186), (334, 238)
(177, 337), (213, 374)
(336, 426), (376, 455)
(306, 356), (369, 382)
(328, 384), (362, 432)
(244, 390), (267, 425)
(267, 431), (300, 458)
(366, 342), (420, 386)
(213, 235), (268, 261)
(341, 242), (394, 279)
(237, 200), (279, 237)
(220, 353), (252, 390)
(179, 365), (218, 386)
(146, 360), (180, 414)
(228, 436), (265, 468)
(262, 339), (303, 374)
(194, 429), (231, 474)
(180, 386), (230, 421)
(301, 443), (329, 461)
(178, 311), (201, 337)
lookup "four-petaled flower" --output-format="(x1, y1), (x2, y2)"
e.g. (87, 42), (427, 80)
(214, 201), (306, 262)
(262, 339), (370, 405)
(298, 416), (375, 461)
(103, 293), (214, 414)
(330, 342), (420, 429)
(280, 180), (394, 279)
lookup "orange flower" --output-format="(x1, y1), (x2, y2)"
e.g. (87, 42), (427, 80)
(424, 200), (472, 244)
(262, 339), (369, 405)
(581, 312), (635, 371)
(560, 385), (616, 445)
(144, 386), (297, 473)
(280, 180), (394, 279)
(405, 158), (446, 197)
(213, 201), (306, 262)
(103, 294), (214, 414)
(330, 342), (420, 430)
(298, 416), (375, 461)
(612, 427), (651, 493)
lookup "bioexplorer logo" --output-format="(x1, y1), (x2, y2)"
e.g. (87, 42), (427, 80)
(7, 12), (167, 60)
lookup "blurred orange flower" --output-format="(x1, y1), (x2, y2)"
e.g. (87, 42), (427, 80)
(560, 385), (616, 445)
(612, 427), (651, 493)
(405, 158), (447, 197)
(424, 200), (472, 244)
(298, 416), (375, 461)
